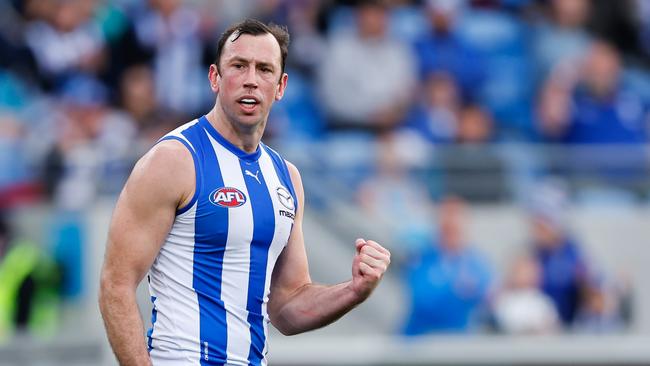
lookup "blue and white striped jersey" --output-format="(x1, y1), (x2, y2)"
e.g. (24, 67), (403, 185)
(146, 116), (297, 366)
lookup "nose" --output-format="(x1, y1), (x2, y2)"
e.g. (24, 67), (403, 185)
(243, 65), (258, 89)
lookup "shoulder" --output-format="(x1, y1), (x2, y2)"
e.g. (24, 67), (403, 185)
(136, 139), (193, 178)
(284, 160), (304, 196)
(127, 139), (194, 204)
(284, 160), (300, 179)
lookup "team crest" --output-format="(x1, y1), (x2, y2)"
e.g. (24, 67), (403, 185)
(209, 187), (247, 207)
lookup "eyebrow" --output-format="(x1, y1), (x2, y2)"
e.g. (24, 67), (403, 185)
(228, 56), (275, 70)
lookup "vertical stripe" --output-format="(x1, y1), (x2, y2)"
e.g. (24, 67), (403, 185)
(207, 135), (254, 366)
(193, 128), (229, 365)
(257, 150), (296, 362)
(151, 117), (297, 365)
(240, 158), (276, 366)
(261, 144), (298, 211)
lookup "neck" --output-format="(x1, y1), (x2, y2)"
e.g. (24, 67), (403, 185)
(206, 104), (265, 153)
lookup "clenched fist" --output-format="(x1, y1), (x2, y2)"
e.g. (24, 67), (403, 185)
(351, 238), (391, 300)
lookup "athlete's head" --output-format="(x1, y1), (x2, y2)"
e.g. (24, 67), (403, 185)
(214, 19), (290, 78)
(209, 19), (290, 131)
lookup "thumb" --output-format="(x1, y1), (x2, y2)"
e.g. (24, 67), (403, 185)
(355, 238), (366, 255)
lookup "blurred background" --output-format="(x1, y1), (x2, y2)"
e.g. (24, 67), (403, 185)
(1, 0), (650, 365)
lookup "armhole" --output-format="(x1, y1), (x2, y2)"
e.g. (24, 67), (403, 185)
(158, 136), (201, 216)
(280, 159), (299, 213)
(262, 144), (298, 212)
(261, 144), (299, 212)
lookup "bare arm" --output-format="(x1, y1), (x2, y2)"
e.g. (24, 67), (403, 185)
(267, 163), (391, 336)
(98, 140), (194, 365)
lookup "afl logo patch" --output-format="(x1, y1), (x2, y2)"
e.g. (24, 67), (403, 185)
(276, 186), (294, 211)
(209, 187), (247, 208)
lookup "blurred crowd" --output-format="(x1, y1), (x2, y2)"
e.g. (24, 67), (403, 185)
(0, 0), (647, 339)
(1, 0), (650, 206)
(397, 189), (632, 336)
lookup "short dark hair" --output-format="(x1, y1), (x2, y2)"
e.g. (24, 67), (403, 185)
(214, 19), (290, 78)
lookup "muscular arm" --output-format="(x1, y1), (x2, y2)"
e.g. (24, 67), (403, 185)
(98, 141), (194, 365)
(267, 163), (390, 336)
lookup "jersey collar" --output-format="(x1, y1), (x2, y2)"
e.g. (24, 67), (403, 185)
(199, 115), (262, 162)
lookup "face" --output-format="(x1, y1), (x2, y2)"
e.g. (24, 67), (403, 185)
(531, 217), (562, 248)
(209, 33), (287, 132)
(358, 4), (388, 38)
(583, 42), (620, 97)
(552, 0), (589, 28)
(457, 107), (492, 144)
(425, 73), (458, 109)
(438, 197), (465, 252)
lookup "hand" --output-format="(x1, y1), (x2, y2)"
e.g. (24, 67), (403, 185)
(351, 238), (391, 301)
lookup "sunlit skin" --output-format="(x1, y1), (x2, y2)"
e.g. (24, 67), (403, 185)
(206, 32), (288, 153)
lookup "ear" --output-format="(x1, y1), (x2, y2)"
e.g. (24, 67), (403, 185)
(208, 64), (220, 94)
(275, 73), (288, 101)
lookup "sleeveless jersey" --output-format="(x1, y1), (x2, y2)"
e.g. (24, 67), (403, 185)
(146, 116), (298, 366)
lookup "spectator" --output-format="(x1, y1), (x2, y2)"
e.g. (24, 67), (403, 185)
(528, 180), (590, 327)
(131, 0), (212, 114)
(492, 254), (559, 334)
(532, 0), (592, 83)
(537, 41), (649, 194)
(44, 75), (137, 208)
(404, 71), (460, 144)
(23, 0), (106, 90)
(452, 0), (532, 137)
(319, 0), (416, 132)
(118, 64), (158, 125)
(117, 64), (184, 152)
(402, 196), (492, 335)
(412, 0), (485, 100)
(436, 104), (508, 202)
(538, 41), (648, 144)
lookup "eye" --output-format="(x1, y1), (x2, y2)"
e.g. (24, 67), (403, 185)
(233, 64), (244, 69)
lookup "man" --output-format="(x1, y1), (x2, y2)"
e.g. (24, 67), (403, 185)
(318, 0), (415, 131)
(528, 181), (589, 327)
(402, 196), (491, 335)
(98, 19), (391, 366)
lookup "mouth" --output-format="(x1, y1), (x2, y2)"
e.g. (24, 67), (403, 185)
(238, 96), (260, 112)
